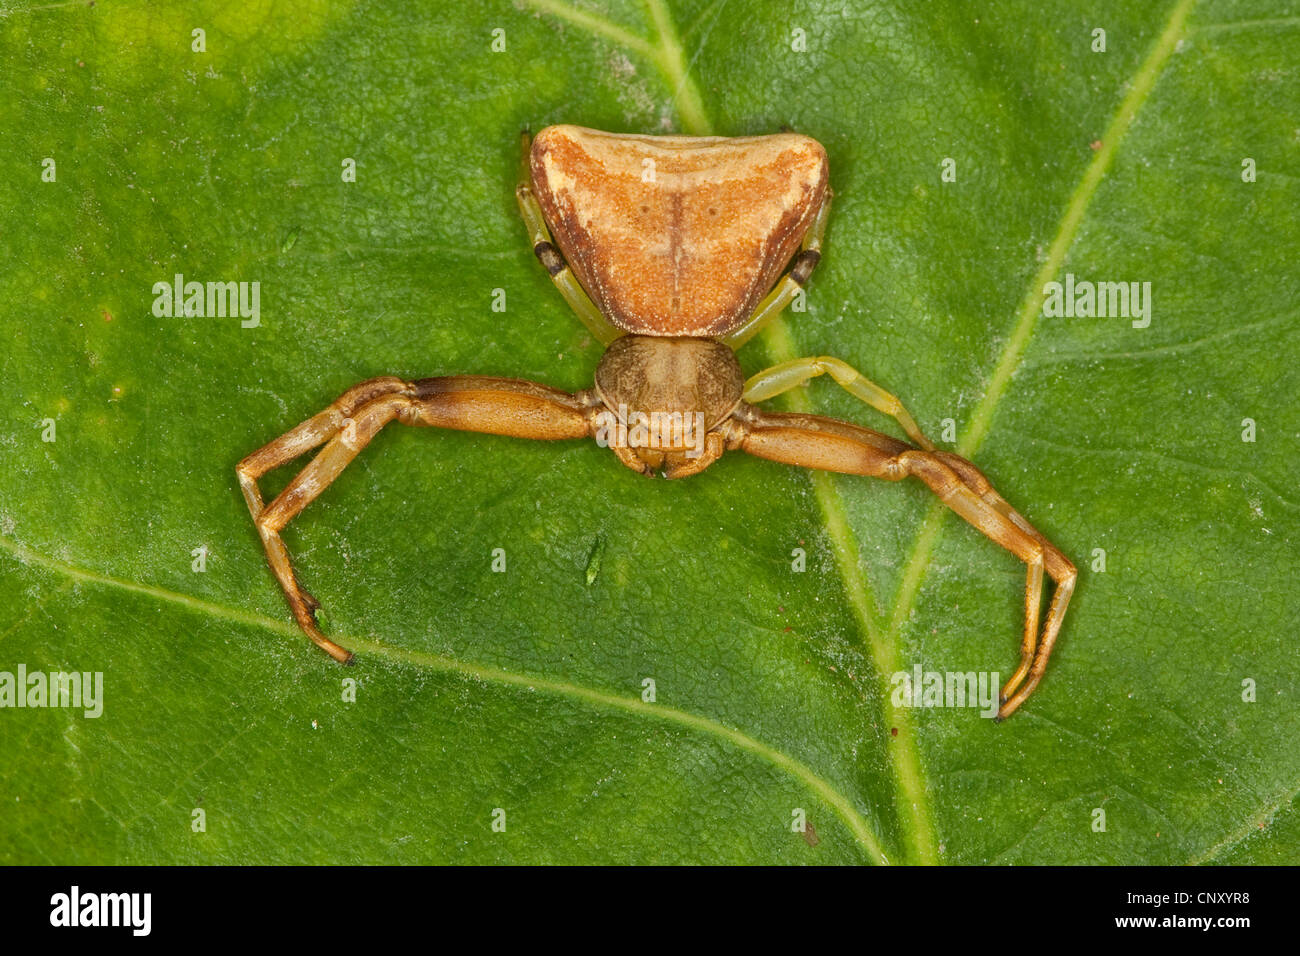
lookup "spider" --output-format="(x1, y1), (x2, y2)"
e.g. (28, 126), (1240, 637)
(237, 125), (1076, 720)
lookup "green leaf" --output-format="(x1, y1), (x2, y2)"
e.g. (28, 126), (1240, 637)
(1, 0), (1296, 864)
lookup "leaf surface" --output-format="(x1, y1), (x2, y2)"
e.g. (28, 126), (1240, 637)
(1, 0), (1296, 864)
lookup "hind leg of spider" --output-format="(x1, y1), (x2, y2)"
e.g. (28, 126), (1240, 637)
(727, 406), (1076, 719)
(237, 376), (595, 660)
(515, 130), (622, 344)
(742, 356), (934, 450)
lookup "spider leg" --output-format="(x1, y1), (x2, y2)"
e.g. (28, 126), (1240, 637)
(515, 130), (622, 344)
(721, 189), (831, 349)
(931, 451), (1056, 707)
(726, 406), (1076, 719)
(742, 355), (934, 450)
(236, 376), (411, 660)
(238, 376), (596, 660)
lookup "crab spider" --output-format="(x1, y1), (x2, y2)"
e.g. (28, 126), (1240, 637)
(237, 125), (1076, 720)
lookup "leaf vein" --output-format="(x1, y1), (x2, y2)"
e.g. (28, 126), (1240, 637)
(1190, 774), (1300, 864)
(0, 535), (888, 863)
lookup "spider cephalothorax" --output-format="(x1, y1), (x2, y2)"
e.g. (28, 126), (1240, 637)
(591, 335), (741, 477)
(238, 124), (1076, 719)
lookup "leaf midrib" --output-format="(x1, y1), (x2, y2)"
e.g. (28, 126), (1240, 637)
(521, 0), (938, 864)
(523, 0), (1203, 866)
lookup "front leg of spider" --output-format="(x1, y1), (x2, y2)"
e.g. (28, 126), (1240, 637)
(237, 376), (602, 661)
(721, 405), (1077, 720)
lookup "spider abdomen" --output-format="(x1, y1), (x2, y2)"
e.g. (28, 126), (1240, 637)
(530, 125), (828, 338)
